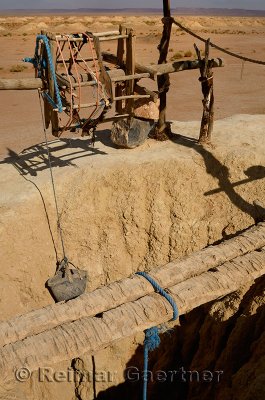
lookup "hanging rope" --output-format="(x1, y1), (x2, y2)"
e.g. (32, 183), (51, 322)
(37, 90), (67, 263)
(171, 18), (265, 66)
(136, 272), (179, 400)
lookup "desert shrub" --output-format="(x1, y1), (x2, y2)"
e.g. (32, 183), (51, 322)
(145, 20), (156, 26)
(10, 64), (27, 73)
(184, 50), (192, 57)
(171, 51), (183, 61)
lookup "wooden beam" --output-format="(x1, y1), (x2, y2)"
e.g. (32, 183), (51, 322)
(111, 73), (150, 82)
(93, 31), (120, 37)
(0, 222), (265, 349)
(152, 57), (224, 75)
(99, 34), (128, 42)
(0, 59), (224, 91)
(0, 246), (264, 383)
(0, 78), (43, 90)
(102, 52), (224, 78)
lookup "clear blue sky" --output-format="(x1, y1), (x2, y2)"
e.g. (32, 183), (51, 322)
(0, 0), (265, 10)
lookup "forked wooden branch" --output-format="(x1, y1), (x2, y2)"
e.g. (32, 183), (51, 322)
(195, 39), (215, 144)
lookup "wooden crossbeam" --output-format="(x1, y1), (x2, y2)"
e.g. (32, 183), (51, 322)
(0, 78), (43, 90)
(0, 222), (264, 384)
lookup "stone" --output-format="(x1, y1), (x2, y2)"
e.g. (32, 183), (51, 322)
(111, 117), (154, 149)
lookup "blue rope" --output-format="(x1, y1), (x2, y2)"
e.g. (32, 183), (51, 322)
(136, 272), (178, 320)
(136, 272), (179, 400)
(23, 35), (63, 113)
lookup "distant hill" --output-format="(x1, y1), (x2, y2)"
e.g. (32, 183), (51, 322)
(1, 7), (265, 17)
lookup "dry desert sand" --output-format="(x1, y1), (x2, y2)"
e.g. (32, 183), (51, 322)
(0, 14), (265, 400)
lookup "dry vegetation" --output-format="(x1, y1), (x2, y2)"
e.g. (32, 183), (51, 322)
(1, 15), (265, 37)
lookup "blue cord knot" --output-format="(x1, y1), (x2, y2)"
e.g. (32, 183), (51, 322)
(136, 271), (179, 400)
(144, 326), (160, 352)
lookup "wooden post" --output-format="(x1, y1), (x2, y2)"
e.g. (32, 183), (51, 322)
(195, 39), (215, 144)
(125, 27), (136, 116)
(116, 25), (126, 114)
(155, 0), (173, 140)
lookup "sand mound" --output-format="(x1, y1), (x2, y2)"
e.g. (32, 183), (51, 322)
(82, 17), (94, 24)
(66, 23), (87, 32)
(188, 21), (203, 29)
(16, 23), (39, 33)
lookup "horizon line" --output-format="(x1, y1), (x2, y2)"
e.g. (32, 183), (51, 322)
(1, 7), (265, 11)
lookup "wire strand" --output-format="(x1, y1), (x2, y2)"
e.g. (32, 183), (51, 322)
(172, 18), (265, 66)
(38, 90), (67, 260)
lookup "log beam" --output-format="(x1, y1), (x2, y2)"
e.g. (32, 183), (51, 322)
(101, 51), (224, 79)
(0, 248), (264, 383)
(0, 78), (43, 90)
(0, 222), (265, 349)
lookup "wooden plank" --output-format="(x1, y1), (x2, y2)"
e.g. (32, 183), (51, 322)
(152, 57), (224, 75)
(99, 34), (128, 42)
(111, 73), (150, 82)
(102, 52), (224, 78)
(93, 31), (120, 37)
(0, 78), (43, 90)
(114, 94), (150, 100)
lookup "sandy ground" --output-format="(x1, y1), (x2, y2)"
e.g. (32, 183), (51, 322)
(0, 15), (265, 400)
(0, 15), (265, 158)
(0, 114), (265, 399)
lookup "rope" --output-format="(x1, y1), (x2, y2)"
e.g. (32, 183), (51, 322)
(172, 18), (265, 66)
(136, 272), (179, 319)
(38, 90), (67, 261)
(24, 35), (63, 113)
(136, 272), (178, 400)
